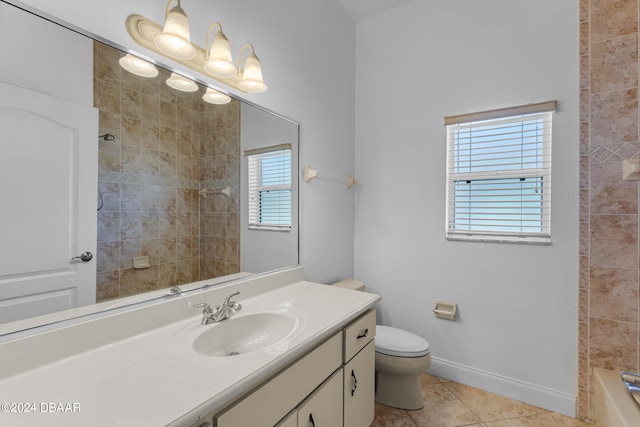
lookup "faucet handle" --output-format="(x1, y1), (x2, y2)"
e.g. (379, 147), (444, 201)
(223, 291), (240, 305)
(193, 302), (213, 314)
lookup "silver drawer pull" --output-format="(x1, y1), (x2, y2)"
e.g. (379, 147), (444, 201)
(356, 328), (368, 339)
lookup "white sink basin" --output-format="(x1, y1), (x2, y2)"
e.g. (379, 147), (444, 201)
(192, 311), (299, 357)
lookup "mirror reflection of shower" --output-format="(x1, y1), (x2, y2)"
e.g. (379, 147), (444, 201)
(97, 134), (116, 211)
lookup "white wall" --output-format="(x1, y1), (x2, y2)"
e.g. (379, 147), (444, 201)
(8, 0), (357, 284)
(0, 2), (92, 104)
(240, 102), (299, 273)
(354, 0), (579, 416)
(6, 0), (582, 416)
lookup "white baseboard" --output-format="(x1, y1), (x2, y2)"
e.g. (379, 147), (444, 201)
(429, 357), (576, 418)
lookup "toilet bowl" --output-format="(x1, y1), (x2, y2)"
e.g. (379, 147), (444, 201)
(375, 325), (431, 409)
(332, 279), (432, 410)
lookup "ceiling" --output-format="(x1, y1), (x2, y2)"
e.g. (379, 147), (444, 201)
(337, 0), (414, 22)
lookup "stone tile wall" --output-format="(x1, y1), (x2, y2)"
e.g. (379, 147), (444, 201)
(579, 0), (640, 420)
(199, 101), (241, 278)
(93, 41), (239, 302)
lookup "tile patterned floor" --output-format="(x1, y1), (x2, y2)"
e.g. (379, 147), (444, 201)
(372, 374), (593, 427)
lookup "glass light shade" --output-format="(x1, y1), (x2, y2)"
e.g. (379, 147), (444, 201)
(166, 73), (198, 92)
(154, 3), (196, 60)
(202, 88), (231, 104)
(118, 54), (159, 78)
(204, 31), (237, 78)
(238, 52), (267, 93)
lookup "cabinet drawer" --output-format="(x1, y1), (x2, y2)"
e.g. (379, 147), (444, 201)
(343, 309), (376, 362)
(215, 332), (342, 427)
(297, 369), (343, 427)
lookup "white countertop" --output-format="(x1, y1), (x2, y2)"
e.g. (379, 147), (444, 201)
(0, 280), (380, 426)
(0, 273), (255, 339)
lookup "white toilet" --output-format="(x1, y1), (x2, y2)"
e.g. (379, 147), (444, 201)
(332, 279), (432, 410)
(375, 325), (431, 409)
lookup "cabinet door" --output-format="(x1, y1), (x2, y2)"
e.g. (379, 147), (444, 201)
(216, 333), (342, 427)
(275, 410), (297, 427)
(344, 340), (375, 427)
(297, 370), (343, 427)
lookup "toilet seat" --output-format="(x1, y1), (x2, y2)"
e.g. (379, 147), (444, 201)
(375, 325), (430, 357)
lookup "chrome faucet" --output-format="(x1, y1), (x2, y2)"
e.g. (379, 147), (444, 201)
(194, 291), (242, 325)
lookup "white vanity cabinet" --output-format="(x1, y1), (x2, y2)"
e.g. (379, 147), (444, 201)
(197, 309), (376, 427)
(296, 369), (344, 426)
(342, 310), (376, 427)
(214, 332), (342, 427)
(274, 411), (297, 427)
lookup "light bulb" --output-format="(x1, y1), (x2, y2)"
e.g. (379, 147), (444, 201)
(204, 26), (237, 78)
(238, 52), (267, 93)
(154, 1), (196, 60)
(119, 54), (159, 78)
(165, 73), (198, 92)
(202, 87), (231, 104)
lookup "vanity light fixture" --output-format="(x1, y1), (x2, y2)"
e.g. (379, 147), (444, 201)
(125, 2), (268, 93)
(118, 54), (159, 78)
(202, 87), (231, 104)
(204, 23), (237, 78)
(119, 52), (228, 101)
(166, 72), (199, 92)
(237, 44), (267, 93)
(154, 0), (196, 60)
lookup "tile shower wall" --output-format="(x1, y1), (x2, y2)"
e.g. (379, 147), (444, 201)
(199, 101), (241, 279)
(93, 41), (239, 302)
(579, 0), (640, 420)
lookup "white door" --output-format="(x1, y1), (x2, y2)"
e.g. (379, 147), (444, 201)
(0, 81), (98, 323)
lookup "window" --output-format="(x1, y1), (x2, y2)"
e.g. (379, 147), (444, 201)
(444, 101), (555, 244)
(246, 144), (292, 230)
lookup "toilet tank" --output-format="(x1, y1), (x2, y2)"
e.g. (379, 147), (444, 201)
(332, 278), (365, 291)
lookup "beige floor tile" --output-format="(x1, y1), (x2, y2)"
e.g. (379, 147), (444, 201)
(420, 372), (444, 385)
(372, 377), (589, 427)
(406, 382), (483, 427)
(442, 382), (546, 422)
(484, 412), (593, 427)
(371, 403), (416, 427)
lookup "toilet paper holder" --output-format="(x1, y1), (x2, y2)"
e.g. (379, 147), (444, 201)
(433, 300), (458, 321)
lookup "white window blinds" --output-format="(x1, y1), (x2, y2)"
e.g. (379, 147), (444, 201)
(444, 101), (555, 244)
(246, 144), (292, 230)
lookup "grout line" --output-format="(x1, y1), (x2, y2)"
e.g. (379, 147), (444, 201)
(440, 380), (485, 425)
(375, 374), (590, 426)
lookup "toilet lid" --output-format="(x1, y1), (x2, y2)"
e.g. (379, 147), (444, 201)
(375, 325), (430, 357)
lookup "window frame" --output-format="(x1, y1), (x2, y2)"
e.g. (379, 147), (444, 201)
(246, 144), (292, 231)
(444, 101), (556, 244)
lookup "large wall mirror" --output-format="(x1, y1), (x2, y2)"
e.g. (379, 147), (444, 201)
(0, 1), (299, 337)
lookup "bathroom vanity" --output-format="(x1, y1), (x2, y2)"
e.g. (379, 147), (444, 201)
(0, 267), (380, 427)
(210, 309), (376, 427)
